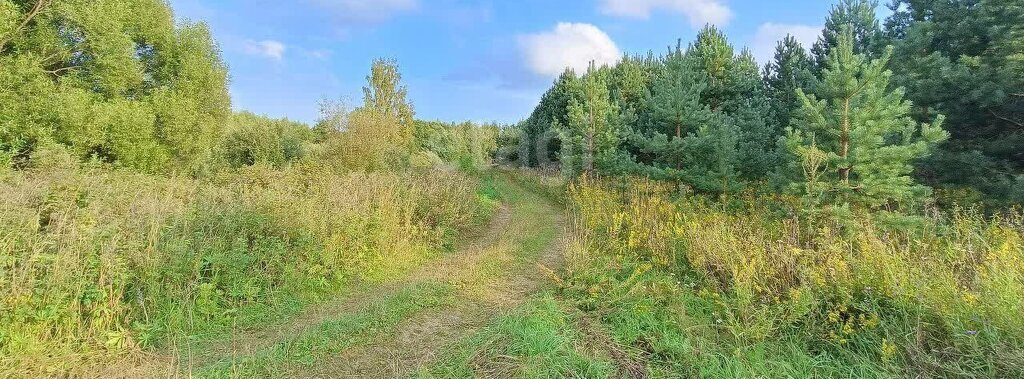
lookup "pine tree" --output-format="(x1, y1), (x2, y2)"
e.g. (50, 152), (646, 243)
(610, 54), (653, 115)
(788, 28), (948, 210)
(681, 30), (778, 185)
(682, 115), (743, 194)
(644, 48), (708, 162)
(730, 49), (779, 180)
(886, 0), (1024, 205)
(765, 35), (815, 131)
(688, 26), (735, 112)
(522, 69), (580, 167)
(620, 47), (707, 182)
(811, 0), (883, 72)
(558, 64), (621, 177)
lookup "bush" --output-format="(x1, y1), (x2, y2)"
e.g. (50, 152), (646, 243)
(414, 120), (499, 171)
(315, 109), (412, 172)
(221, 112), (313, 168)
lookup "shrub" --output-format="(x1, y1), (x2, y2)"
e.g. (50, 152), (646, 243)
(221, 112), (313, 168)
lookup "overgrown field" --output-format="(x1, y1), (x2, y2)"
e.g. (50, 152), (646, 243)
(429, 175), (1024, 378)
(0, 153), (494, 376)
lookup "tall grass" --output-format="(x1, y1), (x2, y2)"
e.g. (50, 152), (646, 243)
(0, 158), (489, 375)
(563, 177), (1024, 377)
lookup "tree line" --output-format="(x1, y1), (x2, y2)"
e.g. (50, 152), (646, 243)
(511, 0), (1023, 210)
(1, 0), (497, 176)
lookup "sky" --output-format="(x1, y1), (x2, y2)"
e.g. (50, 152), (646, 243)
(168, 0), (889, 125)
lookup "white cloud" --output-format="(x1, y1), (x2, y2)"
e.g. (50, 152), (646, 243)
(312, 0), (417, 24)
(518, 23), (622, 77)
(598, 0), (732, 27)
(751, 23), (820, 64)
(244, 40), (287, 61)
(306, 49), (333, 60)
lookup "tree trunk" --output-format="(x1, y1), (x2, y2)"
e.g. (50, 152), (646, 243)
(839, 97), (851, 185)
(675, 113), (682, 170)
(586, 102), (595, 174)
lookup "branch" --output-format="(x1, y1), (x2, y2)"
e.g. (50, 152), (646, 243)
(988, 108), (1024, 128)
(0, 0), (50, 55)
(44, 65), (79, 75)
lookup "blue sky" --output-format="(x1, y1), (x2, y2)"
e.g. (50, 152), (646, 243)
(168, 0), (887, 125)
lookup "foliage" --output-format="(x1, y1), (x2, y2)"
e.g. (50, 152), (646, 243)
(0, 0), (230, 173)
(560, 177), (1024, 377)
(222, 112), (314, 168)
(315, 108), (413, 172)
(885, 0), (1024, 207)
(625, 46), (708, 180)
(811, 0), (884, 71)
(311, 60), (431, 172)
(515, 26), (788, 196)
(414, 120), (498, 171)
(557, 64), (623, 177)
(765, 35), (815, 134)
(363, 58), (415, 153)
(787, 28), (949, 212)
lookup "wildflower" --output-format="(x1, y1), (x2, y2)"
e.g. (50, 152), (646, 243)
(881, 339), (897, 361)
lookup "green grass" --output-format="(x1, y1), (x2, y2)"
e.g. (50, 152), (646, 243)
(197, 282), (457, 378)
(426, 264), (900, 379)
(420, 295), (615, 379)
(192, 170), (568, 378)
(419, 175), (1024, 378)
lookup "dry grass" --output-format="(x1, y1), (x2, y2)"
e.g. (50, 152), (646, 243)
(0, 159), (488, 377)
(563, 176), (1024, 376)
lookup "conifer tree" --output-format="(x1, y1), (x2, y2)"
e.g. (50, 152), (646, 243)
(811, 0), (884, 72)
(765, 35), (815, 131)
(682, 115), (742, 194)
(788, 28), (948, 210)
(610, 54), (653, 114)
(688, 26), (735, 111)
(647, 49), (708, 151)
(624, 47), (708, 181)
(886, 0), (1024, 205)
(522, 69), (580, 167)
(730, 49), (778, 180)
(558, 64), (621, 177)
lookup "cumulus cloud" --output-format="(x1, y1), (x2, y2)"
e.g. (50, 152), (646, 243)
(244, 40), (287, 61)
(312, 0), (417, 24)
(518, 23), (622, 77)
(751, 23), (820, 64)
(598, 0), (732, 27)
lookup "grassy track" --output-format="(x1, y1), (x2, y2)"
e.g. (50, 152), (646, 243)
(161, 170), (566, 378)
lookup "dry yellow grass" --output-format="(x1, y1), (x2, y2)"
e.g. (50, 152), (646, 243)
(0, 159), (488, 377)
(564, 176), (1024, 373)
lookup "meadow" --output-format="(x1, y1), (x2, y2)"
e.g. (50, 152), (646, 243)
(0, 146), (493, 376)
(421, 175), (1024, 378)
(3, 0), (1023, 377)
